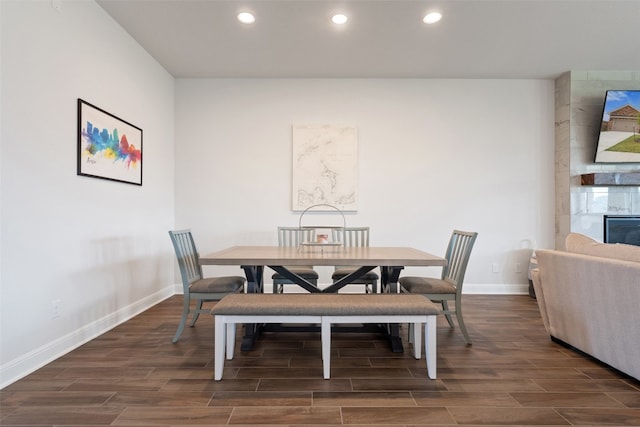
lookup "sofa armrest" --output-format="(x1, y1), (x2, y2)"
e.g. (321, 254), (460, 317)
(530, 268), (550, 333)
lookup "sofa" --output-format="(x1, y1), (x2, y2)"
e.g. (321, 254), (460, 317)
(531, 233), (640, 380)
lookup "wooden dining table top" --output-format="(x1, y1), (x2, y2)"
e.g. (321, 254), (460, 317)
(199, 245), (447, 268)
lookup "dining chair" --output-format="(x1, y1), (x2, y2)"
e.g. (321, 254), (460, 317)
(331, 226), (379, 293)
(168, 229), (245, 343)
(399, 229), (478, 345)
(271, 226), (319, 293)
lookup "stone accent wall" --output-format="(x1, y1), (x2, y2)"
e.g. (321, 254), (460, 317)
(555, 71), (640, 249)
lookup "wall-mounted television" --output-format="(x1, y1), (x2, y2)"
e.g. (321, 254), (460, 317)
(594, 90), (640, 163)
(603, 215), (640, 246)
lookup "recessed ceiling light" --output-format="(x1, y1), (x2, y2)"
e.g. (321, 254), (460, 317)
(423, 12), (442, 24)
(332, 14), (348, 25)
(237, 12), (255, 24)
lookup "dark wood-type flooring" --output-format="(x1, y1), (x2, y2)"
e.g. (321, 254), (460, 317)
(2, 294), (639, 426)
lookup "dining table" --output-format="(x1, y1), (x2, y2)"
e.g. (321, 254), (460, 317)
(199, 245), (447, 351)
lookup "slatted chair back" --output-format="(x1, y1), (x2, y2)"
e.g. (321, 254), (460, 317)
(277, 227), (315, 247)
(169, 229), (203, 292)
(334, 226), (370, 247)
(442, 230), (478, 294)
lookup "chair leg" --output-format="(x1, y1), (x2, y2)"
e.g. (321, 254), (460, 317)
(172, 296), (190, 343)
(441, 301), (455, 328)
(190, 300), (203, 327)
(455, 297), (472, 345)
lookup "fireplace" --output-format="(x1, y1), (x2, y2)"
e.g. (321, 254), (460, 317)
(603, 215), (640, 246)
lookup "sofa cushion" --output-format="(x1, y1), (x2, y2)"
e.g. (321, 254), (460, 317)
(565, 233), (640, 264)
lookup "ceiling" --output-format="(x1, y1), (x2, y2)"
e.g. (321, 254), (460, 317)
(96, 0), (640, 79)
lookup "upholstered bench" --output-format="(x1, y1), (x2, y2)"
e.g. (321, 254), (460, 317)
(211, 293), (440, 380)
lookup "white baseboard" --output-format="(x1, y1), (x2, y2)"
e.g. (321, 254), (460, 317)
(463, 283), (529, 295)
(0, 286), (175, 389)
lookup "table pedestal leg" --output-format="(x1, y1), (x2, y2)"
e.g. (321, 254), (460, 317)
(381, 266), (404, 353)
(240, 265), (264, 351)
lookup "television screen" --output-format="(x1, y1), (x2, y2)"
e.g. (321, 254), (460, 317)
(594, 90), (640, 163)
(604, 215), (640, 246)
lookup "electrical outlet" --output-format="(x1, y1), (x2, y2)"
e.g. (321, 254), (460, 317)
(51, 299), (61, 319)
(492, 263), (499, 273)
(515, 262), (522, 273)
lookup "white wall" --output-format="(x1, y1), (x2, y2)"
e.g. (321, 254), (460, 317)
(175, 79), (556, 290)
(0, 1), (175, 387)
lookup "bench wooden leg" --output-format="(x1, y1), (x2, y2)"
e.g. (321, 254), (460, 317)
(321, 317), (331, 379)
(214, 316), (226, 381)
(425, 315), (437, 379)
(226, 322), (236, 359)
(412, 322), (422, 359)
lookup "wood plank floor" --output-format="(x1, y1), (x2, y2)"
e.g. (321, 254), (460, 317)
(1, 295), (639, 426)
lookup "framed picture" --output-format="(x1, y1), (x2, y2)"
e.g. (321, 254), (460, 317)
(291, 124), (358, 211)
(77, 99), (143, 185)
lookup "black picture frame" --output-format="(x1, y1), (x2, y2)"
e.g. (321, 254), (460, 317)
(77, 99), (143, 185)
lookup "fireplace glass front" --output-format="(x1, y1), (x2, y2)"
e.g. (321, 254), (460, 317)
(603, 215), (640, 246)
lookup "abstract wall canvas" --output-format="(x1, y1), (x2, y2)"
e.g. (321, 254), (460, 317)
(77, 99), (143, 185)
